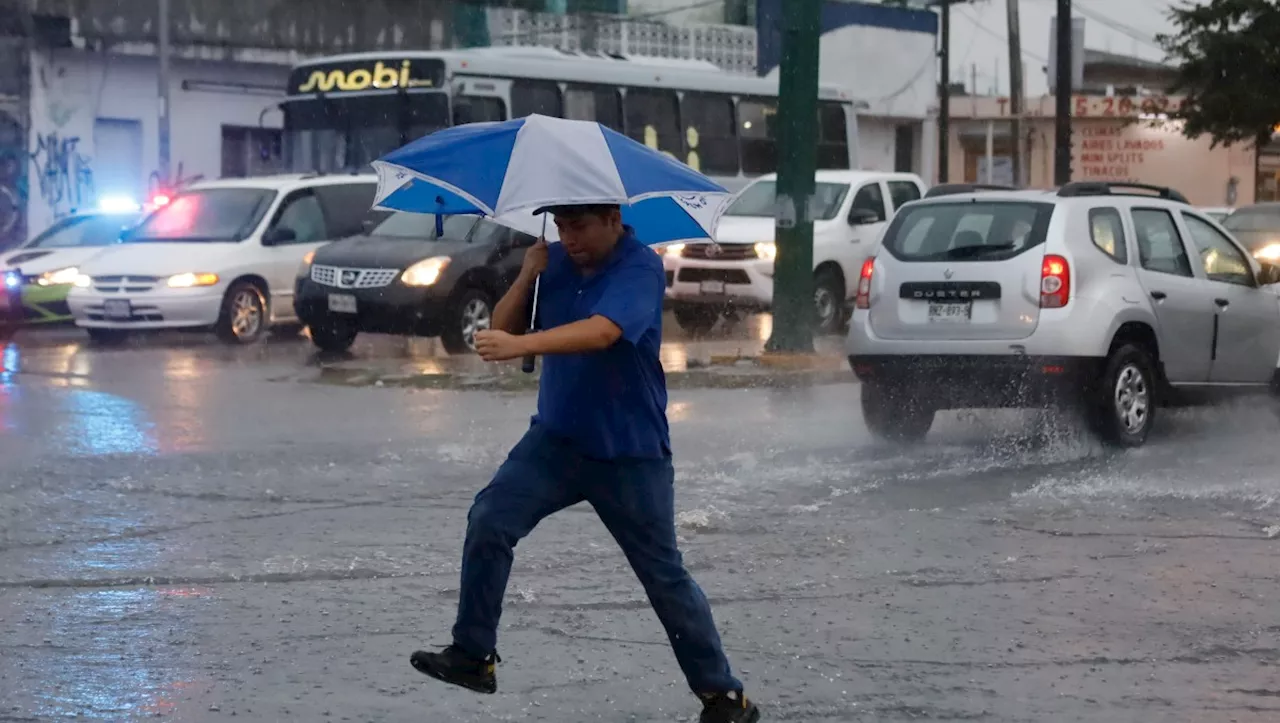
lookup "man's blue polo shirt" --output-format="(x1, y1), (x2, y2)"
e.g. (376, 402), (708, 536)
(531, 228), (670, 460)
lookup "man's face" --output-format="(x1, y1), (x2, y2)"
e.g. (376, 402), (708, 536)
(554, 209), (622, 267)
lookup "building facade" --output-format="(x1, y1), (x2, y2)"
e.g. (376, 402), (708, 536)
(944, 46), (1274, 206)
(944, 95), (1256, 207)
(1, 0), (455, 249)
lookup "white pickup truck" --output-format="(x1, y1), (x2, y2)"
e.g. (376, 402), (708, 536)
(659, 169), (928, 334)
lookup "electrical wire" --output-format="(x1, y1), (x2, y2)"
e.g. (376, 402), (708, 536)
(956, 6), (1049, 64)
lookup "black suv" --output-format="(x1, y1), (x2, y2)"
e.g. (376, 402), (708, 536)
(294, 212), (536, 354)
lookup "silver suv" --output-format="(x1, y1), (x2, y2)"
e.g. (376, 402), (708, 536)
(846, 182), (1280, 447)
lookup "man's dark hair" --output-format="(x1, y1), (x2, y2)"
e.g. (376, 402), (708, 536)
(535, 203), (621, 219)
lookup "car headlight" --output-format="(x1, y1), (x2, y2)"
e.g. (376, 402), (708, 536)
(1255, 244), (1280, 261)
(166, 272), (220, 289)
(298, 250), (316, 277)
(754, 242), (777, 261)
(663, 243), (685, 258)
(37, 266), (80, 286)
(72, 273), (91, 288)
(402, 256), (450, 287)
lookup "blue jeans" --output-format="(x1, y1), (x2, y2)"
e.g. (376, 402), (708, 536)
(452, 424), (742, 694)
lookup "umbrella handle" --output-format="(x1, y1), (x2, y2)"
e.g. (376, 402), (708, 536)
(521, 272), (540, 374)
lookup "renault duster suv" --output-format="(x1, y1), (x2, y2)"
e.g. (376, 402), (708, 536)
(846, 182), (1280, 447)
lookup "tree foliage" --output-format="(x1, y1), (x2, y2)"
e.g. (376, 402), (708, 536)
(1157, 0), (1280, 147)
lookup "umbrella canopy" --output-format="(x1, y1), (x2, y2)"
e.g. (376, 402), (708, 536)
(371, 114), (732, 245)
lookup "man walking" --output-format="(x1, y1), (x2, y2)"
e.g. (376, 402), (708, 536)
(410, 204), (760, 723)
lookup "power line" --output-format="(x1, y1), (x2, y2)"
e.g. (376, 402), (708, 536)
(1072, 2), (1164, 52)
(956, 6), (1048, 64)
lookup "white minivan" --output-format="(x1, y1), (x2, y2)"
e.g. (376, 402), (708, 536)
(660, 170), (927, 334)
(68, 174), (377, 345)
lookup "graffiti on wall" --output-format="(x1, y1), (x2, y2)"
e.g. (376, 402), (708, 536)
(30, 131), (95, 219)
(0, 110), (25, 249)
(147, 161), (204, 199)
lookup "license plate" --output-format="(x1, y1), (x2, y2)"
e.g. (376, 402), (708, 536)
(328, 293), (357, 314)
(699, 280), (726, 294)
(103, 299), (132, 320)
(927, 301), (972, 323)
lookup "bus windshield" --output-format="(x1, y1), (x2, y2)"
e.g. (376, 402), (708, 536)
(283, 92), (449, 173)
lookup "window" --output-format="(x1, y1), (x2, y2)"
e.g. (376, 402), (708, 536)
(883, 202), (1054, 262)
(849, 183), (886, 224)
(315, 183), (377, 239)
(469, 217), (516, 247)
(681, 93), (738, 175)
(1182, 213), (1255, 286)
(511, 80), (562, 118)
(737, 98), (777, 175)
(26, 214), (133, 248)
(817, 101), (850, 170)
(624, 88), (681, 158)
(272, 193), (327, 244)
(564, 85), (623, 131)
(1222, 206), (1280, 255)
(452, 96), (506, 125)
(221, 126), (284, 178)
(1088, 207), (1128, 263)
(128, 188), (276, 243)
(886, 181), (921, 210)
(371, 212), (477, 240)
(724, 181), (850, 221)
(1132, 208), (1193, 277)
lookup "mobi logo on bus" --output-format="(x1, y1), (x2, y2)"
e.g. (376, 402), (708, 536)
(292, 59), (442, 94)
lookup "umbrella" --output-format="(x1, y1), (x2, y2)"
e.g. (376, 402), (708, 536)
(370, 114), (732, 245)
(370, 114), (734, 371)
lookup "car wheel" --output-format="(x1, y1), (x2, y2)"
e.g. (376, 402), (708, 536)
(215, 281), (268, 345)
(672, 304), (718, 336)
(1085, 343), (1157, 447)
(86, 328), (128, 346)
(309, 321), (358, 353)
(861, 380), (935, 443)
(813, 266), (846, 335)
(441, 288), (493, 355)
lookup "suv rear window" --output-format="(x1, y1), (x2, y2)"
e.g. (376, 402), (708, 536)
(880, 201), (1054, 262)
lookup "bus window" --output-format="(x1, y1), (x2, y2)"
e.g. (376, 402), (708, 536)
(453, 96), (507, 125)
(624, 88), (682, 160)
(817, 101), (851, 170)
(738, 98), (777, 175)
(681, 93), (738, 175)
(564, 85), (623, 132)
(511, 79), (562, 118)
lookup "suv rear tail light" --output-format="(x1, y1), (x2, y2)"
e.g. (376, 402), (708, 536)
(1040, 254), (1070, 308)
(855, 257), (875, 309)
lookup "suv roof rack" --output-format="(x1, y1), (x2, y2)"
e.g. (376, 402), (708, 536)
(1056, 181), (1189, 204)
(924, 183), (1017, 198)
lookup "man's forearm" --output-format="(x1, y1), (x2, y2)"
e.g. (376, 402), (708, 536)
(519, 316), (621, 356)
(491, 271), (536, 333)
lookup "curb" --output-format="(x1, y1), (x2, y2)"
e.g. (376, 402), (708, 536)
(300, 364), (855, 392)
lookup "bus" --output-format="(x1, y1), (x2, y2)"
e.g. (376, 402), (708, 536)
(280, 46), (861, 191)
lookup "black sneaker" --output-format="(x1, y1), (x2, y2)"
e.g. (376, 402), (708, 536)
(409, 644), (501, 694)
(699, 691), (761, 723)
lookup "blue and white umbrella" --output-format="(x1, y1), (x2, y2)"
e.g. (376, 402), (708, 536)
(370, 114), (733, 245)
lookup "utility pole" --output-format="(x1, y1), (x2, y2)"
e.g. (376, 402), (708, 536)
(1053, 0), (1073, 185)
(157, 0), (172, 187)
(937, 0), (951, 183)
(765, 0), (820, 354)
(1005, 0), (1023, 187)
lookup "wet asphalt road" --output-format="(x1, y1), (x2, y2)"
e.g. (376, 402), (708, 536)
(2, 320), (1280, 722)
